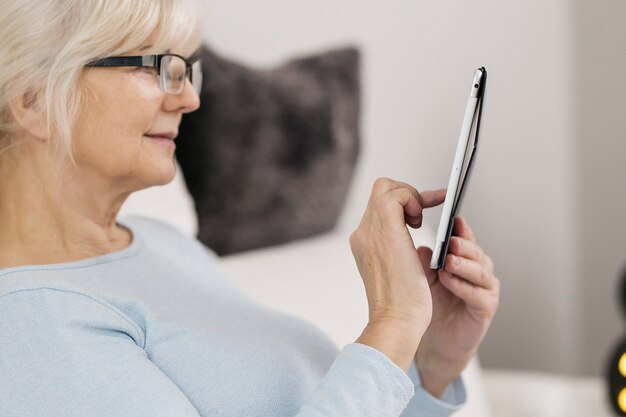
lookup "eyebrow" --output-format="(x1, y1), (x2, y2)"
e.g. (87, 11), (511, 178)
(138, 46), (172, 56)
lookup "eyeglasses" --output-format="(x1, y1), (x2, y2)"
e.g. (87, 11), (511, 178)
(86, 53), (202, 95)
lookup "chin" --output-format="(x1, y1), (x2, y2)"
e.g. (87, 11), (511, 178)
(147, 159), (178, 186)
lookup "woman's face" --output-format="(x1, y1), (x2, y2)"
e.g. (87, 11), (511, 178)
(72, 43), (200, 191)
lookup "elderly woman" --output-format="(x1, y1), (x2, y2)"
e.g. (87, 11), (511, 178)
(0, 1), (499, 416)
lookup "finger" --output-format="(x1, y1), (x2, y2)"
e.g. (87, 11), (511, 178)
(407, 185), (446, 226)
(417, 246), (439, 287)
(372, 178), (445, 210)
(448, 236), (484, 262)
(420, 188), (447, 208)
(377, 187), (423, 231)
(406, 212), (423, 229)
(386, 187), (446, 223)
(438, 269), (484, 306)
(383, 187), (423, 219)
(444, 253), (495, 290)
(453, 216), (476, 242)
(405, 188), (446, 228)
(371, 179), (445, 229)
(372, 177), (421, 201)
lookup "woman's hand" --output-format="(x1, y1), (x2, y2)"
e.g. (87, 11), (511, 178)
(350, 178), (446, 372)
(415, 216), (500, 398)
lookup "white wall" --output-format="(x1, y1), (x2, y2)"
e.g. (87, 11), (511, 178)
(574, 0), (626, 375)
(192, 0), (626, 375)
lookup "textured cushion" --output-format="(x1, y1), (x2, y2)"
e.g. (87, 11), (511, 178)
(176, 45), (361, 255)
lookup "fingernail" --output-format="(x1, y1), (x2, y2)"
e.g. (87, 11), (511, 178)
(452, 255), (460, 266)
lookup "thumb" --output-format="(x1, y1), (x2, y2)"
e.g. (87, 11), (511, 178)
(417, 246), (439, 287)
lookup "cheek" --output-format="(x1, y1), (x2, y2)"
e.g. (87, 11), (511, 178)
(74, 73), (163, 162)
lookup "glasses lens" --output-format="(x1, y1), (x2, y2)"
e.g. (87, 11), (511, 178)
(191, 60), (203, 95)
(160, 55), (187, 94)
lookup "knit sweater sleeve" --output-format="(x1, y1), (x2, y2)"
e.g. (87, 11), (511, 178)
(295, 343), (414, 416)
(400, 360), (466, 417)
(295, 343), (466, 417)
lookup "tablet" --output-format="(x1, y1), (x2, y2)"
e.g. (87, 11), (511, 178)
(430, 67), (487, 270)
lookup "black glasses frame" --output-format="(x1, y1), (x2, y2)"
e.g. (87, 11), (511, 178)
(85, 53), (201, 93)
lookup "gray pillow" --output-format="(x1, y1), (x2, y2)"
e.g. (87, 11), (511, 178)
(176, 45), (361, 256)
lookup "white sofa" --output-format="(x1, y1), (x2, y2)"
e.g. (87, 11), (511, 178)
(120, 164), (494, 417)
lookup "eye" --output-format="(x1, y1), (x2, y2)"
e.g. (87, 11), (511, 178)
(136, 66), (158, 75)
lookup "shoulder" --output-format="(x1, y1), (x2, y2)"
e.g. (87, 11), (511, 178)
(0, 286), (200, 417)
(0, 286), (146, 347)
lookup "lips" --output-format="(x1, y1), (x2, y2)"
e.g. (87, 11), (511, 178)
(144, 132), (177, 141)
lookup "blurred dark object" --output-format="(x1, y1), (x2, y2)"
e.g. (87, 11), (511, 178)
(176, 44), (361, 255)
(606, 265), (626, 415)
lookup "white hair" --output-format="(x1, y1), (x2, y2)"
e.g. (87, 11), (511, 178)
(0, 0), (203, 164)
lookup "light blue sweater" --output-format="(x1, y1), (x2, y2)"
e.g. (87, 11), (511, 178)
(0, 216), (465, 416)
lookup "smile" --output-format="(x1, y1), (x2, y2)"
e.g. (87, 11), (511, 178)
(144, 133), (176, 147)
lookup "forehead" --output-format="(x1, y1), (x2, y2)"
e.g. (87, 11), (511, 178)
(130, 29), (200, 58)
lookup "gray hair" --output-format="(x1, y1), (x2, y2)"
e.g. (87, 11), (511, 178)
(0, 0), (203, 164)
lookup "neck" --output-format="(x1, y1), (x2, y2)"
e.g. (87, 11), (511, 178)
(0, 143), (132, 268)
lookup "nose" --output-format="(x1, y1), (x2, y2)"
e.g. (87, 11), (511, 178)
(162, 79), (200, 114)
